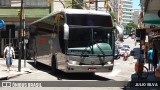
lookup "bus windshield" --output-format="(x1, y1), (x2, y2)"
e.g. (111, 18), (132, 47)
(67, 27), (113, 56)
(66, 14), (113, 56)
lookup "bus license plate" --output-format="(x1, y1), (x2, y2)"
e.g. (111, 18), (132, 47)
(88, 68), (96, 71)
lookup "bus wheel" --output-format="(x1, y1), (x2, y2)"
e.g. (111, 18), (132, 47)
(52, 55), (58, 73)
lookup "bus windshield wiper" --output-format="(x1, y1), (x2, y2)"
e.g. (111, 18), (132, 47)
(95, 43), (106, 65)
(80, 46), (91, 57)
(95, 43), (105, 57)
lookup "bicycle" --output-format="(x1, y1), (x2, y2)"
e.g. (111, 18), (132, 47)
(136, 62), (149, 79)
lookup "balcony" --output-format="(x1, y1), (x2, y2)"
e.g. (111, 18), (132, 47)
(0, 7), (49, 18)
(0, 0), (49, 7)
(0, 0), (50, 19)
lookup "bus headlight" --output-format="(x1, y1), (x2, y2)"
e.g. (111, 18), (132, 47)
(67, 60), (80, 65)
(107, 61), (113, 65)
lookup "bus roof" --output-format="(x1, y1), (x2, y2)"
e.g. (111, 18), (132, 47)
(31, 9), (111, 25)
(61, 9), (110, 15)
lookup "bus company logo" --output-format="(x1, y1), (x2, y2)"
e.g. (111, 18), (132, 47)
(2, 82), (12, 87)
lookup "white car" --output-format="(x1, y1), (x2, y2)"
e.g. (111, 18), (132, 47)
(119, 48), (130, 56)
(122, 44), (130, 50)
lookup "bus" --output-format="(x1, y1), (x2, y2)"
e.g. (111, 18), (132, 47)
(28, 9), (115, 73)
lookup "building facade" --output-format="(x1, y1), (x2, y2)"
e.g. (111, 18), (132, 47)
(121, 0), (133, 25)
(116, 0), (123, 26)
(0, 0), (51, 56)
(132, 9), (140, 25)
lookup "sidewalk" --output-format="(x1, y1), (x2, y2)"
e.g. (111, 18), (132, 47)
(130, 59), (160, 81)
(0, 58), (34, 80)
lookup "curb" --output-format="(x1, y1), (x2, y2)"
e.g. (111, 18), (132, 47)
(0, 70), (32, 80)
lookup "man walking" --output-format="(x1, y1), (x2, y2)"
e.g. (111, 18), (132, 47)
(148, 47), (153, 71)
(3, 43), (15, 72)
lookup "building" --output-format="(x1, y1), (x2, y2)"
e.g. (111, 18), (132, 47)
(140, 0), (160, 61)
(121, 0), (133, 25)
(116, 0), (123, 26)
(132, 9), (141, 25)
(0, 0), (51, 56)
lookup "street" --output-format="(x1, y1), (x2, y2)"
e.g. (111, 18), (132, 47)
(0, 0), (160, 90)
(1, 36), (160, 90)
(8, 36), (136, 81)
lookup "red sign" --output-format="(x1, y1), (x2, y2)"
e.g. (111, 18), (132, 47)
(38, 37), (46, 44)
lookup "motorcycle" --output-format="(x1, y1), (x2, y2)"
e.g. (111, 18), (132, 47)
(123, 52), (128, 61)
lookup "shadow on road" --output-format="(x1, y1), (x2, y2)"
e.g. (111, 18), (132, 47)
(28, 61), (113, 81)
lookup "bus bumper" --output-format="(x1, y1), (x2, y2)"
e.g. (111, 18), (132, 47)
(64, 64), (114, 73)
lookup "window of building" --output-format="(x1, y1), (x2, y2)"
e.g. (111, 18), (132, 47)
(0, 0), (11, 6)
(0, 0), (48, 7)
(24, 0), (48, 7)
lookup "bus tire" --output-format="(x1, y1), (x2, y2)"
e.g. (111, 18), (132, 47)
(52, 55), (58, 73)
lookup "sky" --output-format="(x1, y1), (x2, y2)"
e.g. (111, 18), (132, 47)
(133, 0), (140, 9)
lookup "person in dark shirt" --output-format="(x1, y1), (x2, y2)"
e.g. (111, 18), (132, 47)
(153, 44), (158, 73)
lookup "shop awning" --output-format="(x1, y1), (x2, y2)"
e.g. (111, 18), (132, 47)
(140, 0), (160, 25)
(142, 13), (160, 25)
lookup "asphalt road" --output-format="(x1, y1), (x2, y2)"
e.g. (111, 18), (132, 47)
(2, 36), (147, 90)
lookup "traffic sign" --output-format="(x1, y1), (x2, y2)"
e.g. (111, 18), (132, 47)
(0, 20), (5, 29)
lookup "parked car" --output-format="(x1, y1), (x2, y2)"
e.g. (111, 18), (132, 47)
(119, 48), (130, 56)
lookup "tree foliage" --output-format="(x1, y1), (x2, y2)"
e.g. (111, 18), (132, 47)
(109, 11), (116, 21)
(125, 21), (137, 34)
(109, 11), (116, 26)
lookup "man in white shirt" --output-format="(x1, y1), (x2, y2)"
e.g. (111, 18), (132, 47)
(3, 43), (15, 72)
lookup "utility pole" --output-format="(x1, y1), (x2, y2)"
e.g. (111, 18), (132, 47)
(18, 0), (23, 72)
(95, 0), (98, 10)
(9, 29), (11, 48)
(23, 13), (26, 68)
(9, 29), (11, 58)
(48, 0), (53, 13)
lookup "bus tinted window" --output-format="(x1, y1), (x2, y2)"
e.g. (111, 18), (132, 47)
(66, 14), (112, 27)
(68, 28), (112, 48)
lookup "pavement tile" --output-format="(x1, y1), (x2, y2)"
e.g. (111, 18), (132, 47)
(0, 58), (33, 80)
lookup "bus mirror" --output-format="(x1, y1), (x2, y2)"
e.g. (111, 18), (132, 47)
(64, 23), (69, 40)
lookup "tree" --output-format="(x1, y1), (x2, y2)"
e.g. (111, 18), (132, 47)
(109, 11), (116, 26)
(125, 21), (137, 35)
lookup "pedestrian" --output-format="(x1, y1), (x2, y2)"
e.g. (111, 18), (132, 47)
(135, 37), (137, 46)
(153, 44), (158, 73)
(3, 43), (15, 72)
(147, 47), (153, 71)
